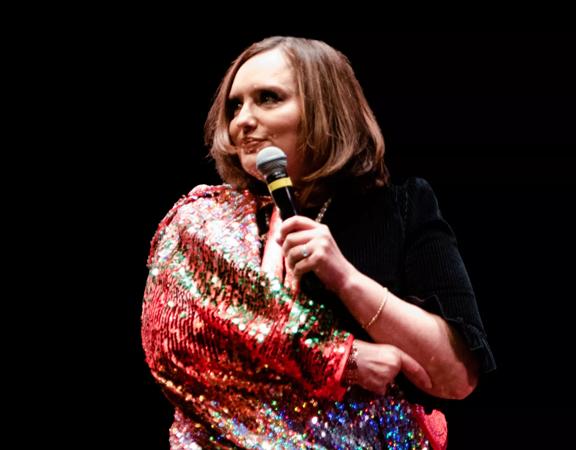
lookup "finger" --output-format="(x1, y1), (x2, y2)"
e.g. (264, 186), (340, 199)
(279, 230), (315, 255)
(293, 253), (323, 279)
(286, 244), (312, 270)
(276, 216), (319, 243)
(399, 350), (433, 390)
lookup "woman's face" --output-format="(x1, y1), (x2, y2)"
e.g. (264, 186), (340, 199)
(228, 48), (303, 184)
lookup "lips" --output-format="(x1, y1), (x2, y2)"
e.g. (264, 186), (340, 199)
(240, 138), (267, 154)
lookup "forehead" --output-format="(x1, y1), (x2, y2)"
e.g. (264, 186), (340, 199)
(230, 48), (296, 94)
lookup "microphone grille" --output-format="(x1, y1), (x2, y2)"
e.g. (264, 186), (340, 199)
(256, 146), (287, 176)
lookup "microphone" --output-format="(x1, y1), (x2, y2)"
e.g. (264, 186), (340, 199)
(256, 146), (300, 220)
(256, 146), (324, 294)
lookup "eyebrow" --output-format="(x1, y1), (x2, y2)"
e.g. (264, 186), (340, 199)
(228, 84), (292, 100)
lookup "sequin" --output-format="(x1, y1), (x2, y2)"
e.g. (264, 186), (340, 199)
(143, 185), (432, 449)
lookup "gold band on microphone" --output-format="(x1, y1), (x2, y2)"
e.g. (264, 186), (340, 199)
(268, 177), (293, 193)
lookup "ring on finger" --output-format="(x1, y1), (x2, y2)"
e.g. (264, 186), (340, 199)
(301, 246), (309, 258)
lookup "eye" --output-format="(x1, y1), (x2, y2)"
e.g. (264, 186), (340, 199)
(259, 90), (281, 105)
(226, 98), (242, 118)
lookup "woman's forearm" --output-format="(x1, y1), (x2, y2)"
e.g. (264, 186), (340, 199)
(335, 265), (479, 399)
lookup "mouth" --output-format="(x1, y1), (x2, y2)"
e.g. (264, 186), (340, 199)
(239, 138), (267, 155)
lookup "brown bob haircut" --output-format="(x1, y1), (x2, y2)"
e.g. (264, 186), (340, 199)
(205, 36), (389, 205)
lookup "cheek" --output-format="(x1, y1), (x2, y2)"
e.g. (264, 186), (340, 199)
(276, 115), (300, 136)
(228, 123), (238, 145)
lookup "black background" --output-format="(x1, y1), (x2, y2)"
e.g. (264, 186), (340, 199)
(83, 32), (575, 449)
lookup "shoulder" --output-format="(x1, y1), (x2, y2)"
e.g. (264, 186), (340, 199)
(333, 180), (433, 219)
(182, 183), (236, 203)
(392, 176), (439, 208)
(394, 177), (436, 198)
(368, 177), (439, 216)
(366, 177), (435, 199)
(168, 183), (241, 214)
(392, 177), (448, 234)
(404, 177), (440, 214)
(147, 184), (243, 262)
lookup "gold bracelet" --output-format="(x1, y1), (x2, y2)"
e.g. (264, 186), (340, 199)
(342, 342), (358, 386)
(362, 288), (389, 330)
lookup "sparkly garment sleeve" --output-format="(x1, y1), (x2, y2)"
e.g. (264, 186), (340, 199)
(141, 186), (352, 412)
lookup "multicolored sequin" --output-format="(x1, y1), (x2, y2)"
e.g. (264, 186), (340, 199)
(142, 185), (431, 449)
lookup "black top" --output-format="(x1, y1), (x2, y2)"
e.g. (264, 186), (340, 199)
(300, 177), (496, 410)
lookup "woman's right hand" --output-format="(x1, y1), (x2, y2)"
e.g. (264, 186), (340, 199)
(353, 340), (433, 395)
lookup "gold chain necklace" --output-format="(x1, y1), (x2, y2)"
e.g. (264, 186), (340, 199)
(314, 197), (332, 223)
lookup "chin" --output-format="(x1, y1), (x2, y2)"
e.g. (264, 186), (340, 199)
(242, 164), (263, 181)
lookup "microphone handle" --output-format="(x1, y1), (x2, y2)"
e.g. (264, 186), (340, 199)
(265, 173), (325, 294)
(300, 271), (325, 296)
(270, 188), (299, 220)
(265, 171), (299, 220)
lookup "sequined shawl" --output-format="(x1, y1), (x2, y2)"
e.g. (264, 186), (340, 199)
(142, 184), (444, 449)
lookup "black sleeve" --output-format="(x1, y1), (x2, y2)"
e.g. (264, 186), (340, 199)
(394, 178), (496, 413)
(402, 177), (496, 373)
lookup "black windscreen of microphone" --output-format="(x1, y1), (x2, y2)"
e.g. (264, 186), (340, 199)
(256, 146), (324, 294)
(256, 146), (299, 220)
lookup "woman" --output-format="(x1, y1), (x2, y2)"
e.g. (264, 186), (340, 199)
(142, 36), (495, 449)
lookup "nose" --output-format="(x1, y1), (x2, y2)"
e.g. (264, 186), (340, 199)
(235, 102), (257, 131)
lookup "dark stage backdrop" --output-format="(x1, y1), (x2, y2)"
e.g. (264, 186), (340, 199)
(87, 32), (575, 449)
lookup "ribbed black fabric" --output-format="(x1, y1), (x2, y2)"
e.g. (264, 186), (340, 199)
(301, 177), (496, 411)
